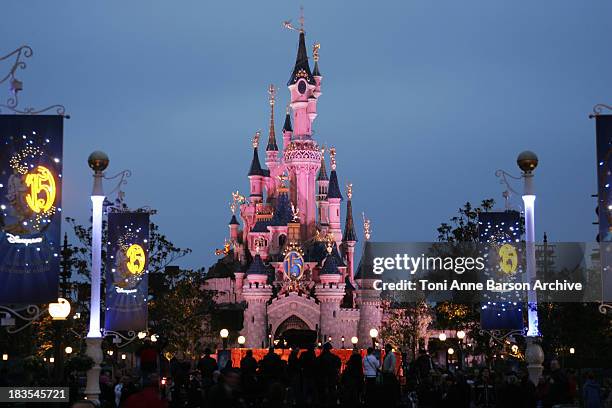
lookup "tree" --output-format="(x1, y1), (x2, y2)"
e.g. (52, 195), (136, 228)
(381, 299), (433, 359)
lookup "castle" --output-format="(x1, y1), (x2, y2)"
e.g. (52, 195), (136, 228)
(203, 23), (381, 350)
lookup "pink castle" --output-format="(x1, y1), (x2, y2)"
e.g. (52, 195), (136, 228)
(203, 25), (381, 350)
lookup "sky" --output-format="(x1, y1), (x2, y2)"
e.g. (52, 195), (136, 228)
(1, 0), (610, 269)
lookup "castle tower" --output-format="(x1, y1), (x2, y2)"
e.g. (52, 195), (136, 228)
(248, 132), (265, 204)
(342, 184), (357, 283)
(265, 85), (281, 199)
(282, 107), (292, 149)
(243, 252), (272, 348)
(327, 148), (343, 243)
(284, 28), (322, 239)
(317, 242), (345, 346)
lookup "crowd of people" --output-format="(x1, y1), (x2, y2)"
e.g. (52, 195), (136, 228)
(92, 345), (612, 408)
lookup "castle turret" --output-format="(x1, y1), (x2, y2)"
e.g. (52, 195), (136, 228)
(229, 214), (240, 243)
(327, 148), (343, 243)
(317, 241), (345, 347)
(248, 132), (265, 204)
(282, 106), (292, 149)
(288, 30), (316, 137)
(342, 184), (357, 283)
(312, 43), (322, 98)
(316, 148), (330, 231)
(243, 251), (273, 348)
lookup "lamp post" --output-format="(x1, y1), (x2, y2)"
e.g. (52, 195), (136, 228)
(438, 332), (447, 342)
(84, 151), (109, 403)
(369, 328), (378, 349)
(237, 336), (246, 348)
(341, 336), (345, 349)
(220, 329), (229, 350)
(457, 330), (466, 369)
(518, 151), (544, 385)
(351, 336), (358, 352)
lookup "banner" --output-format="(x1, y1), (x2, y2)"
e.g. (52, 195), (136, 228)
(595, 115), (612, 302)
(478, 211), (524, 330)
(105, 211), (149, 331)
(0, 115), (63, 304)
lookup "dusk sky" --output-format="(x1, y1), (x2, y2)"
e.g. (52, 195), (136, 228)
(2, 0), (610, 269)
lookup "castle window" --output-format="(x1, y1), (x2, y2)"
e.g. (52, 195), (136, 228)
(333, 311), (336, 318)
(252, 316), (255, 323)
(279, 234), (287, 247)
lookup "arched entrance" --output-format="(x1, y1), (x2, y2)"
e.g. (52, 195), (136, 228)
(274, 315), (317, 348)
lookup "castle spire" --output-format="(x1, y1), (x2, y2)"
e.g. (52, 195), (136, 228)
(283, 105), (293, 132)
(266, 84), (278, 152)
(248, 131), (264, 176)
(343, 184), (357, 242)
(288, 29), (315, 86)
(327, 147), (343, 200)
(317, 145), (328, 181)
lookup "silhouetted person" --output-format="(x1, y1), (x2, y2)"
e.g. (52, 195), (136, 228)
(300, 346), (318, 407)
(197, 348), (217, 392)
(316, 342), (341, 407)
(341, 352), (364, 407)
(583, 372), (602, 408)
(363, 347), (380, 408)
(206, 368), (246, 408)
(548, 359), (570, 407)
(240, 350), (258, 400)
(260, 347), (283, 389)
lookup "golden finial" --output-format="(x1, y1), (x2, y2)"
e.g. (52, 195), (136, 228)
(229, 201), (236, 215)
(313, 42), (320, 62)
(347, 183), (352, 200)
(329, 147), (336, 170)
(252, 130), (261, 148)
(268, 84), (276, 106)
(362, 212), (371, 241)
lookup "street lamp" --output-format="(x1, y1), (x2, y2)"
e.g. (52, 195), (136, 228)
(569, 347), (575, 355)
(2, 354), (7, 361)
(49, 298), (71, 320)
(220, 329), (229, 350)
(447, 347), (454, 355)
(369, 328), (378, 349)
(518, 150), (544, 385)
(237, 335), (246, 347)
(49, 357), (55, 363)
(84, 151), (109, 403)
(341, 336), (345, 349)
(456, 330), (466, 369)
(137, 331), (147, 340)
(150, 334), (158, 343)
(438, 333), (447, 342)
(121, 354), (126, 360)
(107, 350), (114, 356)
(456, 330), (465, 340)
(65, 346), (73, 355)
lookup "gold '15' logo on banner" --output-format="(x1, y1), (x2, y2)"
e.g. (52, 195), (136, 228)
(498, 243), (518, 274)
(25, 165), (56, 213)
(126, 244), (146, 274)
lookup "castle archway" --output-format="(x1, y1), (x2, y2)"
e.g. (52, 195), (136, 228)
(274, 315), (317, 348)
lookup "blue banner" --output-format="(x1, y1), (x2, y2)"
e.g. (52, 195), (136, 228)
(595, 115), (612, 302)
(0, 115), (63, 304)
(105, 211), (149, 331)
(478, 211), (524, 330)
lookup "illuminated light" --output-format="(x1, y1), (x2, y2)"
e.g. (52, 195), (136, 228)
(220, 329), (229, 339)
(150, 334), (158, 342)
(457, 330), (466, 340)
(511, 344), (519, 353)
(121, 354), (126, 360)
(1, 354), (7, 361)
(49, 298), (71, 320)
(65, 346), (73, 354)
(569, 347), (575, 354)
(25, 165), (56, 213)
(447, 348), (454, 355)
(137, 331), (147, 339)
(126, 244), (146, 274)
(369, 328), (378, 338)
(108, 350), (114, 356)
(237, 335), (246, 345)
(351, 336), (358, 345)
(438, 333), (447, 341)
(161, 377), (167, 385)
(49, 357), (55, 363)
